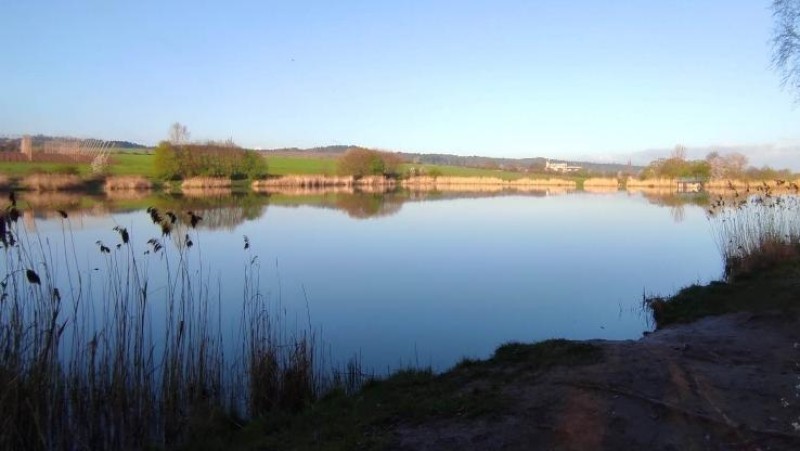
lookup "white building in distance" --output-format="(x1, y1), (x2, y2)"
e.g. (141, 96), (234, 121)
(545, 160), (582, 173)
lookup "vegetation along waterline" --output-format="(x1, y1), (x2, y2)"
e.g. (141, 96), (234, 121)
(0, 197), (368, 450)
(2, 139), (798, 198)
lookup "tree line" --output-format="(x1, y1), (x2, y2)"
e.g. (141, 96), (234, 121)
(640, 146), (794, 181)
(153, 141), (268, 180)
(336, 147), (403, 177)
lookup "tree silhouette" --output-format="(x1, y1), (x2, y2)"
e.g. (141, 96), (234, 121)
(772, 0), (800, 99)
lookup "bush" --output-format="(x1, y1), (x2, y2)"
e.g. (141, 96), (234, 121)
(153, 141), (268, 180)
(337, 147), (402, 178)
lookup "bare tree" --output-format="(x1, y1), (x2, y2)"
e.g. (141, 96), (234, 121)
(671, 144), (687, 161)
(705, 151), (725, 179)
(726, 152), (748, 178)
(705, 151), (748, 179)
(772, 0), (800, 99)
(169, 122), (190, 145)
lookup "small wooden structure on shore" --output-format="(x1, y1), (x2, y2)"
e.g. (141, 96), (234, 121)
(676, 177), (705, 193)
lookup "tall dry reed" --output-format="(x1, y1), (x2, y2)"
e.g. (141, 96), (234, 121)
(583, 177), (619, 188)
(707, 183), (800, 280)
(103, 175), (152, 191)
(21, 174), (85, 191)
(181, 177), (232, 189)
(0, 201), (361, 449)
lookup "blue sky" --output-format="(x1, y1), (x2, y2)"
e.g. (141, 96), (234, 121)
(1, 1), (798, 165)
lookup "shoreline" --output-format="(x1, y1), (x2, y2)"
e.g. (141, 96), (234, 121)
(213, 261), (800, 450)
(3, 171), (799, 197)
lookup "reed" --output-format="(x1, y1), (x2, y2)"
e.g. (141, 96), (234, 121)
(625, 177), (676, 189)
(181, 177), (232, 189)
(705, 178), (800, 195)
(20, 174), (85, 191)
(0, 201), (354, 449)
(707, 183), (800, 281)
(103, 175), (152, 191)
(253, 175), (355, 188)
(583, 177), (620, 188)
(401, 176), (577, 188)
(181, 187), (233, 198)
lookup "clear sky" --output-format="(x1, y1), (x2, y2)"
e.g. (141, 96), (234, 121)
(1, 1), (798, 163)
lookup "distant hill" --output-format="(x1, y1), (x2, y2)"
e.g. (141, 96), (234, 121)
(106, 140), (149, 150)
(262, 145), (640, 176)
(0, 135), (148, 151)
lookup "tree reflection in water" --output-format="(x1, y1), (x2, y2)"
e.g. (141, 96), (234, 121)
(15, 187), (582, 229)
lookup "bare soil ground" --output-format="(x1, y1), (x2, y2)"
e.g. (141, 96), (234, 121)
(390, 311), (800, 450)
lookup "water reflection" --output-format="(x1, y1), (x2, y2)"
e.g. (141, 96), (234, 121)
(9, 188), (727, 372)
(15, 187), (731, 231)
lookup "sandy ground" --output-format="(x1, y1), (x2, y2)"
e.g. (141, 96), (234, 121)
(389, 311), (800, 450)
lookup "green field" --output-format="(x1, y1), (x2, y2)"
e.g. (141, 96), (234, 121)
(0, 161), (92, 177)
(0, 149), (155, 178)
(107, 152), (156, 177)
(264, 155), (338, 175)
(1, 152), (558, 181)
(401, 163), (535, 180)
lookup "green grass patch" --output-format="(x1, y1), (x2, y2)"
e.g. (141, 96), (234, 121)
(266, 156), (337, 175)
(208, 339), (602, 450)
(401, 163), (538, 180)
(107, 152), (156, 177)
(648, 259), (800, 328)
(0, 162), (91, 177)
(263, 155), (563, 180)
(489, 339), (602, 368)
(235, 368), (503, 451)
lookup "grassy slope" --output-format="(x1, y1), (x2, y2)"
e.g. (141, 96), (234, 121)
(263, 156), (555, 180)
(401, 163), (537, 180)
(0, 149), (153, 177)
(107, 152), (156, 177)
(2, 153), (566, 181)
(0, 161), (92, 176)
(265, 155), (338, 175)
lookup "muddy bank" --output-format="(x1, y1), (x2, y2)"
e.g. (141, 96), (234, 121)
(391, 311), (800, 450)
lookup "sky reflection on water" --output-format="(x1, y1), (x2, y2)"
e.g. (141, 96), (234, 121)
(23, 190), (722, 372)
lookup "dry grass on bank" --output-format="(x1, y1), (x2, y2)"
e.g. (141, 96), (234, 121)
(402, 176), (576, 188)
(705, 179), (800, 194)
(103, 175), (152, 191)
(20, 174), (85, 191)
(254, 175), (356, 189)
(253, 175), (397, 191)
(625, 178), (676, 189)
(583, 177), (620, 188)
(708, 185), (800, 281)
(181, 176), (232, 189)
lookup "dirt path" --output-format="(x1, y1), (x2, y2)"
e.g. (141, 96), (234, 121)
(390, 311), (800, 450)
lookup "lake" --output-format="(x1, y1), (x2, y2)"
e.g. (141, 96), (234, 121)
(14, 188), (722, 373)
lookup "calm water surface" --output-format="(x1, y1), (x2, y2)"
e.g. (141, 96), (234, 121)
(27, 190), (722, 372)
